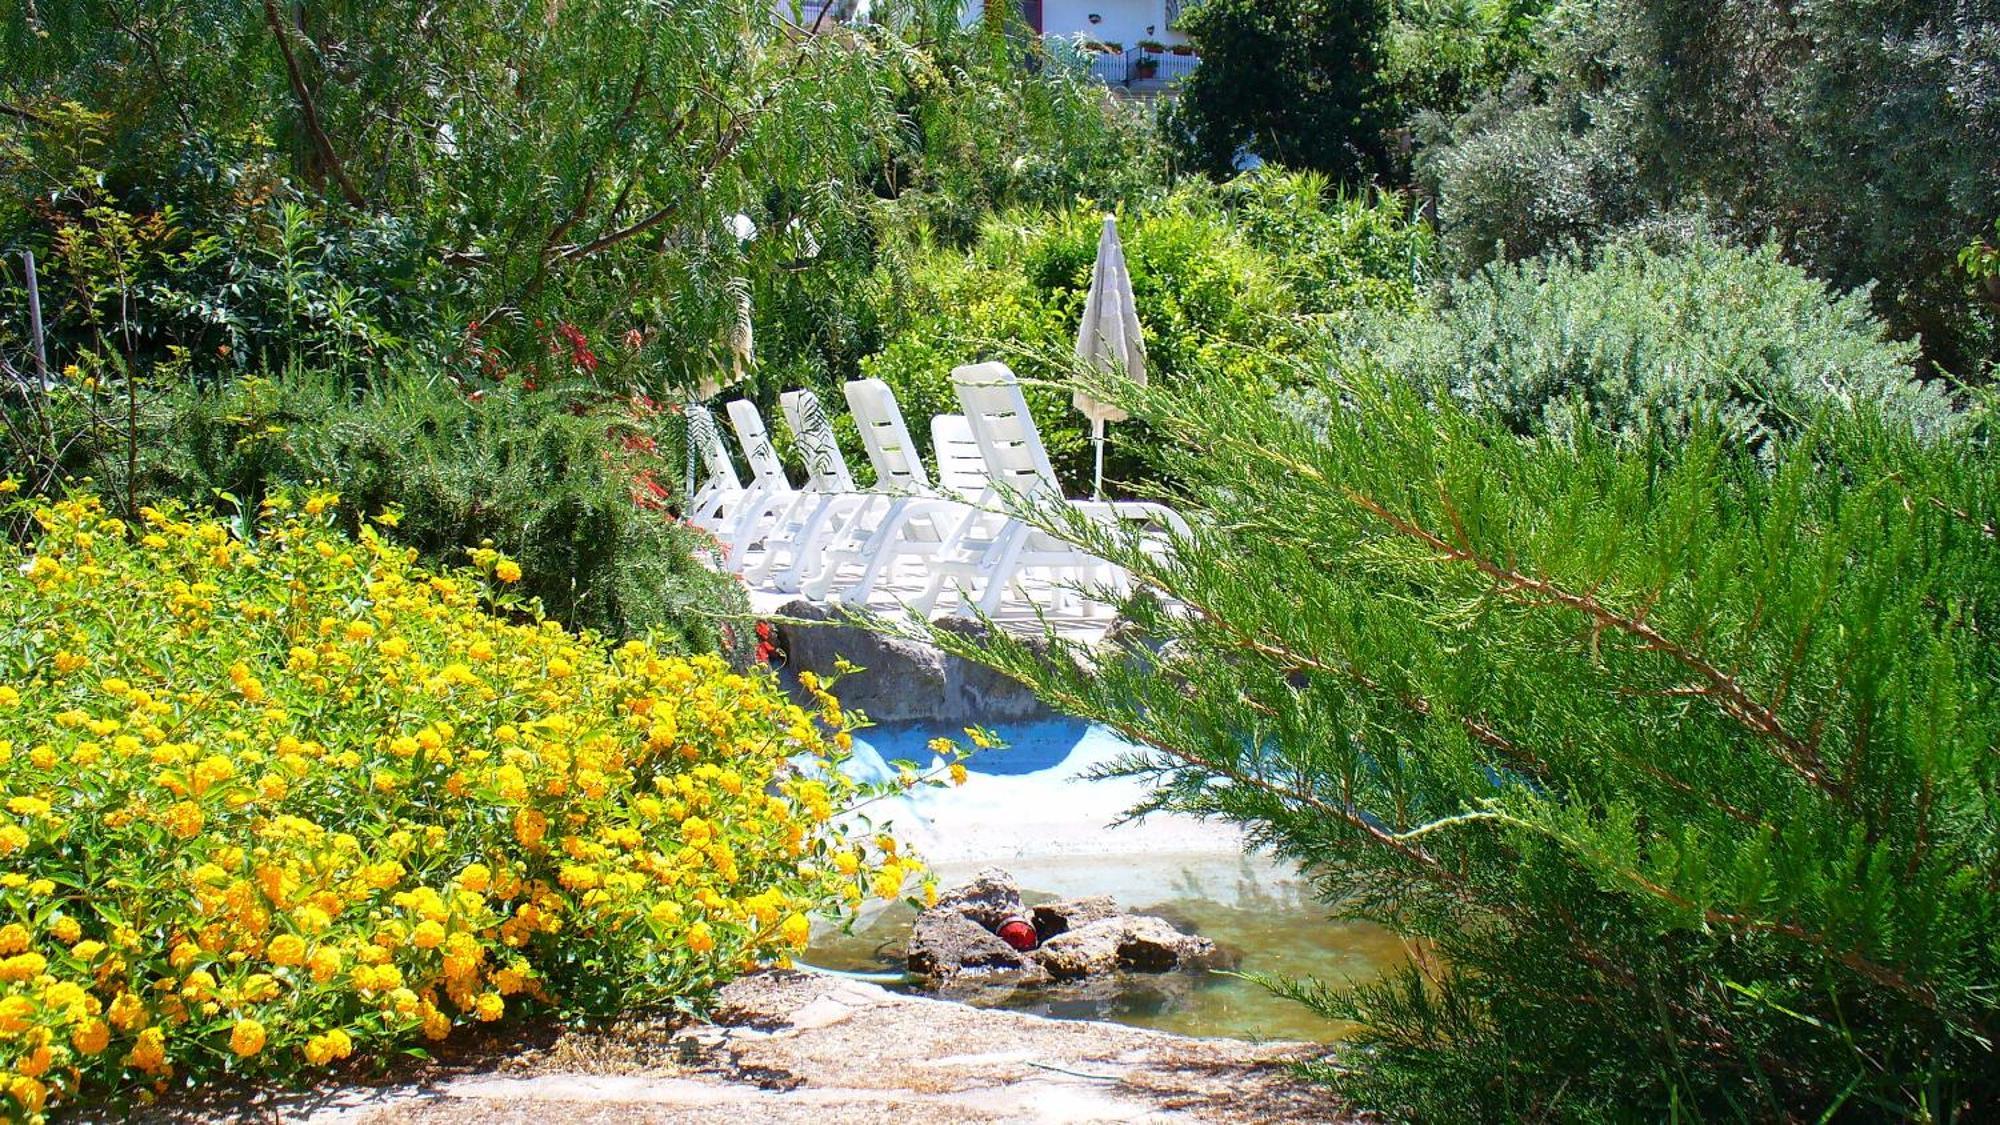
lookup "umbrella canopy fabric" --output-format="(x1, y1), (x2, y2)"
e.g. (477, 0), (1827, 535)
(1073, 216), (1146, 498)
(1072, 216), (1147, 425)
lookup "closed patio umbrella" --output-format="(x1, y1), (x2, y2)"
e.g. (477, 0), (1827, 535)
(1072, 216), (1146, 499)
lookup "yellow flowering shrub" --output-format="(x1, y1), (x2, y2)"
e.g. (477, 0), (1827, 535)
(0, 491), (929, 1118)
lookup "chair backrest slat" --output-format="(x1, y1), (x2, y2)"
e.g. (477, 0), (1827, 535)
(725, 399), (791, 490)
(686, 405), (741, 490)
(779, 388), (855, 493)
(950, 362), (1060, 500)
(930, 414), (990, 497)
(843, 378), (930, 491)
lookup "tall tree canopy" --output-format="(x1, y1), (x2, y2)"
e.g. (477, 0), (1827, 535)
(1170, 0), (1392, 180)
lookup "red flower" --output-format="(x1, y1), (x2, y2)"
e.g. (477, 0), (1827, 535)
(554, 322), (599, 372)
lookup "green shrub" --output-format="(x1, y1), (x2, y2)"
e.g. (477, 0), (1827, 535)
(1353, 229), (1955, 456)
(1216, 171), (1437, 316)
(913, 363), (2000, 1119)
(861, 201), (1295, 491)
(1377, 0), (1554, 126)
(1415, 0), (2000, 379)
(1170, 0), (1392, 180)
(44, 367), (748, 660)
(856, 177), (1429, 491)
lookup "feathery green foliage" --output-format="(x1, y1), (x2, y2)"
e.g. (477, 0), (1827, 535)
(893, 363), (2000, 1117)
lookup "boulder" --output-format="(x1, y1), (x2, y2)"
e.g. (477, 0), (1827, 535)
(1035, 916), (1223, 981)
(1031, 895), (1119, 941)
(906, 910), (1030, 978)
(933, 867), (1028, 931)
(772, 600), (1056, 723)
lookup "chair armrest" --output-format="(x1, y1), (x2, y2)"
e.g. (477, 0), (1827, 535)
(1071, 500), (1191, 538)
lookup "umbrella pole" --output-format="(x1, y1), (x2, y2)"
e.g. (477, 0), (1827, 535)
(1092, 417), (1106, 501)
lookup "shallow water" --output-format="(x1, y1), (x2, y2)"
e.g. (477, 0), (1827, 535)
(818, 719), (1410, 1042)
(808, 851), (1408, 1043)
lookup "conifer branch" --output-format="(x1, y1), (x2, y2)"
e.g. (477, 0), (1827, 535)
(1133, 572), (1553, 778)
(1343, 487), (1846, 802)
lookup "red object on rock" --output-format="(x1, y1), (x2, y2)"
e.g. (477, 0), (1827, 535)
(997, 918), (1038, 952)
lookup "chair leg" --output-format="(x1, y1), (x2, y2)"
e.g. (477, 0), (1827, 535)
(834, 502), (918, 606)
(728, 494), (791, 575)
(776, 496), (859, 593)
(967, 525), (1029, 618)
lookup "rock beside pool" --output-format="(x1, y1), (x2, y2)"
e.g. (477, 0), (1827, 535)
(931, 867), (1032, 931)
(906, 868), (1228, 985)
(905, 909), (1036, 977)
(772, 599), (1058, 723)
(1036, 915), (1227, 979)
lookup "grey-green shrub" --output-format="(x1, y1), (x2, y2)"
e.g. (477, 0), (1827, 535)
(1354, 230), (1955, 455)
(1414, 0), (2000, 378)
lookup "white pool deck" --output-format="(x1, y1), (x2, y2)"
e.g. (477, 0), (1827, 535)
(743, 582), (1126, 647)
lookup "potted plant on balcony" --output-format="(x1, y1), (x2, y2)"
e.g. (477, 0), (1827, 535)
(1168, 43), (1194, 56)
(1136, 38), (1166, 53)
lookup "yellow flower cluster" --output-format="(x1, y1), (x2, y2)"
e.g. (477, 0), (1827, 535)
(0, 491), (921, 1119)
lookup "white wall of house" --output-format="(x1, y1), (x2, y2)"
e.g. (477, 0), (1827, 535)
(960, 1), (1192, 50)
(1041, 0), (1190, 48)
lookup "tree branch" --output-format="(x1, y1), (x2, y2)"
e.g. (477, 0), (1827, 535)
(0, 102), (50, 125)
(262, 0), (365, 209)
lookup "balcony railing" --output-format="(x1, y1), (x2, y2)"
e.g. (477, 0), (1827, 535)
(1083, 47), (1201, 88)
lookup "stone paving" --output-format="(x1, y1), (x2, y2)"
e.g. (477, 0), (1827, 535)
(285, 971), (1353, 1125)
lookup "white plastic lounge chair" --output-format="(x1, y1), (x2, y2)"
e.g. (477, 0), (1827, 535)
(741, 389), (873, 591)
(684, 405), (745, 534)
(721, 398), (797, 569)
(917, 361), (1188, 618)
(800, 381), (978, 604)
(931, 414), (992, 498)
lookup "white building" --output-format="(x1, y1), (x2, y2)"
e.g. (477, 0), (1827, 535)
(961, 0), (1195, 49)
(1014, 0), (1193, 48)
